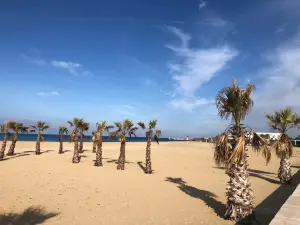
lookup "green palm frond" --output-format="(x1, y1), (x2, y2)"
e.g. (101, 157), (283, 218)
(149, 120), (157, 129)
(265, 108), (297, 133)
(105, 125), (114, 132)
(59, 126), (69, 135)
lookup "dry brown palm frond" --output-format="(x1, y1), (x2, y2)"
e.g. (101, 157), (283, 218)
(137, 121), (146, 129)
(251, 132), (271, 164)
(108, 131), (118, 139)
(214, 133), (231, 166)
(228, 135), (245, 165)
(271, 133), (293, 158)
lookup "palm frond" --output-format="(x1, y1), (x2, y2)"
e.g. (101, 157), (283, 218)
(228, 135), (246, 165)
(105, 125), (114, 132)
(108, 131), (118, 139)
(137, 121), (146, 129)
(149, 120), (157, 129)
(214, 133), (231, 166)
(251, 132), (271, 164)
(271, 133), (293, 158)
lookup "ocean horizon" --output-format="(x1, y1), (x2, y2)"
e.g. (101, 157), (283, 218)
(0, 133), (172, 142)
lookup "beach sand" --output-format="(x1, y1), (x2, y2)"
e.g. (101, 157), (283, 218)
(0, 141), (299, 225)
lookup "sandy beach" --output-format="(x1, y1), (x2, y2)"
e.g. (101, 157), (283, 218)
(0, 141), (299, 225)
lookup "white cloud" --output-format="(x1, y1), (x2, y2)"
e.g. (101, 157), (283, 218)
(37, 91), (59, 96)
(199, 0), (208, 9)
(20, 54), (47, 66)
(51, 61), (82, 75)
(198, 15), (229, 27)
(275, 23), (287, 34)
(108, 104), (137, 117)
(165, 27), (238, 111)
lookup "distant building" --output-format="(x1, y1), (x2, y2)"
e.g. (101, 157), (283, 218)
(186, 136), (189, 141)
(254, 132), (281, 140)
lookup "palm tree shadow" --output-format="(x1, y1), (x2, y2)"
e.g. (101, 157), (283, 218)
(0, 206), (59, 225)
(165, 177), (226, 219)
(2, 153), (31, 161)
(255, 169), (300, 225)
(292, 165), (300, 169)
(63, 150), (71, 153)
(137, 161), (147, 173)
(249, 173), (281, 184)
(107, 159), (133, 164)
(41, 150), (55, 154)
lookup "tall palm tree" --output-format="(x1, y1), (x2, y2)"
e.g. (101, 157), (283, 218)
(264, 108), (298, 184)
(138, 120), (161, 174)
(6, 122), (29, 156)
(109, 119), (138, 170)
(78, 121), (89, 153)
(0, 121), (15, 160)
(214, 80), (269, 222)
(68, 118), (84, 163)
(29, 121), (50, 155)
(92, 132), (97, 153)
(94, 121), (114, 167)
(58, 126), (69, 154)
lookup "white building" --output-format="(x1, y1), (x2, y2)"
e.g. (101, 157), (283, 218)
(255, 132), (281, 140)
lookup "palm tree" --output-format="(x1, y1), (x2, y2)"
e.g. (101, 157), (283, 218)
(58, 126), (69, 154)
(214, 80), (269, 222)
(264, 108), (298, 184)
(78, 121), (89, 153)
(109, 119), (138, 170)
(138, 120), (161, 174)
(29, 121), (50, 155)
(6, 122), (29, 156)
(92, 132), (97, 153)
(0, 121), (15, 160)
(68, 118), (84, 163)
(94, 121), (114, 167)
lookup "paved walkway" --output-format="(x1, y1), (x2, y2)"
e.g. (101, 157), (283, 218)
(269, 184), (300, 225)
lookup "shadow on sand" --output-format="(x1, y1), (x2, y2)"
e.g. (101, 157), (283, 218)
(0, 206), (59, 225)
(106, 159), (133, 164)
(213, 167), (280, 184)
(137, 161), (147, 173)
(165, 177), (226, 219)
(23, 150), (55, 155)
(2, 153), (31, 161)
(254, 168), (300, 225)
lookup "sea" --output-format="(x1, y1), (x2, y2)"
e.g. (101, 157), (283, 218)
(0, 133), (171, 142)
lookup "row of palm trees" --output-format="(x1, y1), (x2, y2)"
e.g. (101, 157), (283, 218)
(214, 80), (300, 223)
(0, 119), (161, 174)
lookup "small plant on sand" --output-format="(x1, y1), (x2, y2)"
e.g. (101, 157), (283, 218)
(214, 80), (269, 222)
(264, 108), (298, 184)
(29, 121), (50, 155)
(94, 121), (114, 167)
(138, 120), (161, 174)
(78, 121), (89, 153)
(109, 120), (138, 170)
(58, 126), (69, 154)
(7, 122), (29, 156)
(68, 118), (84, 163)
(0, 121), (15, 160)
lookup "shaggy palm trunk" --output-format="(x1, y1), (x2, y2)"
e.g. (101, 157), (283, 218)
(94, 133), (103, 167)
(145, 136), (152, 174)
(58, 135), (64, 154)
(0, 131), (8, 160)
(92, 141), (96, 153)
(72, 133), (80, 163)
(79, 131), (84, 153)
(278, 156), (292, 183)
(7, 137), (17, 156)
(36, 131), (41, 155)
(117, 141), (126, 170)
(225, 149), (254, 222)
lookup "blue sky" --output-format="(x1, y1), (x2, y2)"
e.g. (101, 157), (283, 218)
(1, 0), (300, 137)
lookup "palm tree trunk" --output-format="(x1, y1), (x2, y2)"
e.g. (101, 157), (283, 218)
(7, 139), (17, 156)
(145, 136), (152, 174)
(79, 131), (84, 153)
(225, 150), (254, 222)
(58, 135), (64, 154)
(117, 141), (125, 170)
(92, 141), (96, 153)
(94, 132), (103, 167)
(72, 134), (80, 163)
(36, 131), (41, 155)
(278, 156), (292, 184)
(0, 132), (8, 160)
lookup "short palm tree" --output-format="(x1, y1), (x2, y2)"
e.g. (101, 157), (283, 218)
(92, 131), (97, 153)
(265, 108), (298, 184)
(7, 122), (29, 156)
(58, 126), (69, 154)
(214, 80), (269, 222)
(78, 121), (89, 153)
(138, 120), (161, 174)
(68, 118), (84, 163)
(0, 121), (15, 160)
(94, 121), (114, 167)
(29, 121), (50, 155)
(109, 119), (138, 170)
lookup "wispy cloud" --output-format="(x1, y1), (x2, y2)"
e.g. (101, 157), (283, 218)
(165, 26), (238, 111)
(37, 91), (59, 96)
(199, 0), (208, 9)
(20, 54), (47, 66)
(51, 61), (82, 75)
(275, 23), (287, 34)
(199, 15), (229, 27)
(108, 104), (137, 117)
